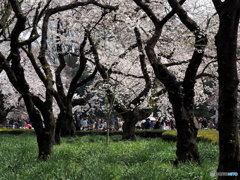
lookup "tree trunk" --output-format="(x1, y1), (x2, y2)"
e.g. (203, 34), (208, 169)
(169, 92), (199, 164)
(36, 128), (55, 160)
(60, 107), (75, 137)
(122, 112), (138, 141)
(122, 116), (137, 141)
(151, 62), (200, 164)
(55, 112), (64, 145)
(213, 1), (240, 177)
(0, 90), (7, 124)
(175, 109), (199, 164)
(27, 105), (55, 160)
(121, 110), (152, 141)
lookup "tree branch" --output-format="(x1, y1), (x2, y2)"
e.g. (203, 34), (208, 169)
(0, 2), (12, 30)
(67, 31), (88, 100)
(130, 27), (152, 107)
(55, 19), (67, 100)
(72, 98), (86, 107)
(77, 67), (98, 87)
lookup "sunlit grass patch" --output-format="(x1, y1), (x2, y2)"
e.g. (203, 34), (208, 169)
(197, 129), (219, 144)
(162, 129), (219, 144)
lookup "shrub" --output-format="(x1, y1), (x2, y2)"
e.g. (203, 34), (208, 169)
(161, 130), (178, 142)
(135, 129), (165, 138)
(0, 129), (34, 135)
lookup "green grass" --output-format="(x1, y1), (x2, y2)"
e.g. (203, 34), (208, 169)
(0, 134), (218, 180)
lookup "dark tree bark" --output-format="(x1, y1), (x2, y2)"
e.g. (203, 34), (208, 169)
(0, 90), (15, 124)
(0, 0), (56, 160)
(121, 112), (139, 141)
(58, 104), (75, 137)
(121, 109), (152, 141)
(53, 21), (97, 141)
(0, 90), (7, 124)
(212, 0), (240, 178)
(31, 98), (55, 159)
(54, 111), (65, 145)
(133, 0), (208, 163)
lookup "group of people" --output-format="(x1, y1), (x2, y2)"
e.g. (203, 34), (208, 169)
(138, 116), (216, 130)
(1, 118), (33, 129)
(73, 115), (177, 131)
(73, 117), (124, 131)
(197, 117), (216, 129)
(1, 115), (216, 131)
(136, 117), (176, 130)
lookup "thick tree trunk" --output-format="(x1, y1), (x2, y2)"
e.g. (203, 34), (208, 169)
(175, 110), (199, 164)
(122, 116), (137, 141)
(169, 93), (199, 164)
(36, 128), (55, 160)
(54, 103), (75, 138)
(27, 106), (55, 160)
(60, 108), (75, 137)
(61, 119), (75, 137)
(151, 62), (200, 164)
(121, 109), (153, 141)
(214, 1), (240, 177)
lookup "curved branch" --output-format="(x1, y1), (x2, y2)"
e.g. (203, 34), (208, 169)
(21, 47), (46, 84)
(130, 27), (152, 107)
(67, 31), (88, 100)
(77, 67), (98, 87)
(72, 98), (86, 107)
(55, 19), (66, 99)
(166, 0), (208, 110)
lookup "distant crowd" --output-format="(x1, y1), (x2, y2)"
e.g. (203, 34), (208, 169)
(73, 116), (177, 131)
(197, 117), (216, 129)
(74, 117), (124, 131)
(73, 115), (218, 131)
(0, 118), (33, 129)
(0, 115), (218, 131)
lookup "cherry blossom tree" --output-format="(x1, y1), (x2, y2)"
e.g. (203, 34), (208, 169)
(87, 27), (157, 140)
(0, 0), (57, 160)
(53, 21), (97, 144)
(74, 0), (216, 143)
(0, 0), (117, 158)
(41, 2), (117, 143)
(131, 0), (211, 163)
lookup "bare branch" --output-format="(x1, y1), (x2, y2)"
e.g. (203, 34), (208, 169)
(130, 27), (152, 107)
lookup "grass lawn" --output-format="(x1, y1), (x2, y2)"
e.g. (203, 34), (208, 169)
(0, 134), (218, 180)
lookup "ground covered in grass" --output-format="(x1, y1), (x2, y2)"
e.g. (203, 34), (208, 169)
(0, 134), (218, 180)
